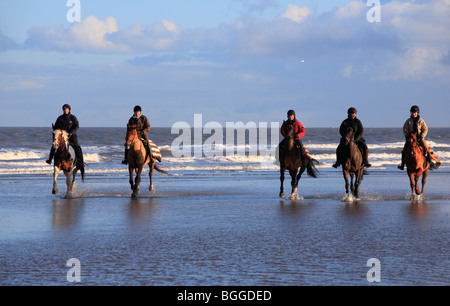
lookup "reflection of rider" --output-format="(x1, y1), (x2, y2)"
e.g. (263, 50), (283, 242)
(46, 104), (84, 167)
(280, 110), (307, 159)
(332, 107), (371, 168)
(398, 105), (433, 170)
(122, 105), (152, 165)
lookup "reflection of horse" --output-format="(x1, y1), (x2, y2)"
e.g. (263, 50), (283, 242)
(338, 127), (365, 200)
(405, 131), (429, 198)
(51, 128), (85, 195)
(125, 125), (167, 198)
(279, 121), (319, 200)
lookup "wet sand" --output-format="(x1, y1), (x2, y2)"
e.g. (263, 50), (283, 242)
(0, 171), (449, 286)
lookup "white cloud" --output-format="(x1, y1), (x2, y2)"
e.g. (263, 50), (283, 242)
(279, 4), (311, 23)
(26, 16), (130, 53)
(334, 1), (366, 20)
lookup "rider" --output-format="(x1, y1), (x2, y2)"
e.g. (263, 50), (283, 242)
(122, 105), (152, 165)
(398, 105), (434, 170)
(46, 104), (84, 167)
(332, 107), (372, 168)
(280, 110), (307, 159)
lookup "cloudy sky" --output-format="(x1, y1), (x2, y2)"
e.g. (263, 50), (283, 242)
(1, 0), (449, 127)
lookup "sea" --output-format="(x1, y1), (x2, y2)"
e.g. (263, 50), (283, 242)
(1, 127), (449, 287)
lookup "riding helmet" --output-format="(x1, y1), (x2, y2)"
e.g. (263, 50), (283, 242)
(62, 104), (71, 111)
(347, 107), (357, 115)
(410, 105), (420, 114)
(287, 110), (296, 118)
(134, 105), (142, 112)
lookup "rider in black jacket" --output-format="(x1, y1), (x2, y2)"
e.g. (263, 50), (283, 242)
(332, 107), (371, 168)
(46, 104), (84, 167)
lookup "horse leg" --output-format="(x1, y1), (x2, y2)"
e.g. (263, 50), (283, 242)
(134, 166), (143, 196)
(290, 169), (298, 200)
(407, 171), (415, 198)
(415, 169), (424, 195)
(129, 167), (135, 191)
(415, 169), (423, 195)
(421, 169), (428, 195)
(354, 169), (363, 199)
(149, 161), (155, 191)
(64, 170), (74, 195)
(350, 172), (355, 195)
(279, 167), (285, 198)
(52, 167), (60, 195)
(343, 170), (350, 195)
(71, 169), (77, 192)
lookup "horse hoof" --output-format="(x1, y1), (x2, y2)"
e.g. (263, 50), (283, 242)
(149, 185), (154, 192)
(279, 193), (284, 198)
(131, 193), (138, 199)
(52, 189), (58, 195)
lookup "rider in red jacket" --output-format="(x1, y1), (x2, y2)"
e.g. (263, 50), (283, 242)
(280, 110), (306, 158)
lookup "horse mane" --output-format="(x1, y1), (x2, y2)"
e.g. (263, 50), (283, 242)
(54, 129), (69, 145)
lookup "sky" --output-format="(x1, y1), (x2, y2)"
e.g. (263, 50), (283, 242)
(0, 0), (449, 128)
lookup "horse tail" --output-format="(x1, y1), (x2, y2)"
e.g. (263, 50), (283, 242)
(154, 164), (168, 174)
(306, 158), (319, 178)
(80, 165), (85, 181)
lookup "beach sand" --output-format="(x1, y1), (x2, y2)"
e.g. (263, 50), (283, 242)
(0, 170), (449, 286)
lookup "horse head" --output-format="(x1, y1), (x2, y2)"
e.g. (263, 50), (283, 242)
(406, 130), (419, 157)
(52, 128), (69, 151)
(284, 121), (295, 139)
(125, 124), (138, 149)
(343, 127), (354, 145)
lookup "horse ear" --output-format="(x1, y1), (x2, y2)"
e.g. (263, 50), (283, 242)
(52, 124), (55, 130)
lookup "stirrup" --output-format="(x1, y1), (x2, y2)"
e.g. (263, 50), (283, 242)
(397, 163), (404, 170)
(122, 160), (128, 165)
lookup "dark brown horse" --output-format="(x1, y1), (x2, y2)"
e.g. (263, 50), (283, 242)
(279, 121), (319, 200)
(338, 127), (365, 201)
(405, 131), (429, 199)
(51, 128), (85, 195)
(125, 125), (167, 198)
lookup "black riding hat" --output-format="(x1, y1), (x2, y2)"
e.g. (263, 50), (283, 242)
(410, 105), (420, 113)
(62, 104), (71, 111)
(134, 105), (142, 112)
(347, 107), (357, 115)
(287, 110), (296, 118)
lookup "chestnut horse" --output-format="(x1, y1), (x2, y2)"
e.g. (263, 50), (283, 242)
(338, 127), (365, 200)
(405, 131), (429, 198)
(279, 121), (319, 200)
(51, 128), (85, 195)
(125, 125), (167, 198)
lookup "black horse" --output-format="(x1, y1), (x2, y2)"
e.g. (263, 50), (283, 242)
(337, 127), (365, 200)
(279, 121), (319, 199)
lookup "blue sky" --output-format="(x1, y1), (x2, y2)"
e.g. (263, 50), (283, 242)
(1, 0), (449, 127)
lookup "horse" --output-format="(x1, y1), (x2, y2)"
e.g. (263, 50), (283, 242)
(51, 128), (85, 195)
(338, 127), (365, 201)
(279, 121), (319, 200)
(404, 131), (429, 199)
(125, 124), (167, 198)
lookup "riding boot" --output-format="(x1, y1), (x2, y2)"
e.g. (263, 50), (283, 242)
(122, 149), (129, 165)
(46, 147), (55, 164)
(74, 145), (84, 167)
(364, 150), (372, 168)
